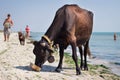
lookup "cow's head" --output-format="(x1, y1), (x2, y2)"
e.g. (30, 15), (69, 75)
(32, 38), (54, 71)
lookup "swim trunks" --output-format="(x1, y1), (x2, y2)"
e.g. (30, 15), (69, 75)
(3, 22), (11, 35)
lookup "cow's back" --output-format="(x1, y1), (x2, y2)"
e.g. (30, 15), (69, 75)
(73, 6), (93, 45)
(56, 4), (93, 47)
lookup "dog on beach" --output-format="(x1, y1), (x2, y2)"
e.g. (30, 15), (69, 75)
(18, 31), (25, 45)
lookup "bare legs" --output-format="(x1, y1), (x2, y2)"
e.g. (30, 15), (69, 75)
(4, 33), (10, 41)
(26, 32), (30, 38)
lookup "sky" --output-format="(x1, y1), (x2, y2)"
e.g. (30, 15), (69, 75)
(0, 0), (120, 32)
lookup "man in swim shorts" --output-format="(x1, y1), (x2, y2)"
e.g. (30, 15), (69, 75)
(3, 14), (14, 41)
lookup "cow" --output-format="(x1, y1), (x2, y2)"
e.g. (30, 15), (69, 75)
(32, 4), (93, 75)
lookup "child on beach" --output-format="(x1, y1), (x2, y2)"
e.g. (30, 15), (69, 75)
(3, 14), (14, 41)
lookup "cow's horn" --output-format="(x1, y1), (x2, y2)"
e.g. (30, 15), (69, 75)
(40, 42), (46, 47)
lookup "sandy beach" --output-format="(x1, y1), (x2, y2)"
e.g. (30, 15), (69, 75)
(0, 32), (120, 80)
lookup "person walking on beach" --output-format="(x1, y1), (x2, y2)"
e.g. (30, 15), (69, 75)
(25, 25), (30, 38)
(3, 14), (14, 41)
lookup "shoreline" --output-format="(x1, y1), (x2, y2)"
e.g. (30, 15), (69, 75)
(65, 48), (120, 76)
(88, 57), (120, 76)
(0, 32), (120, 80)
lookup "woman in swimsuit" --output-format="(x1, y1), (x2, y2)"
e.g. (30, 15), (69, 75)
(25, 25), (30, 38)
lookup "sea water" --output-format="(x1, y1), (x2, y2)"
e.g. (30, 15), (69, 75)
(31, 32), (120, 75)
(30, 32), (44, 40)
(90, 32), (120, 63)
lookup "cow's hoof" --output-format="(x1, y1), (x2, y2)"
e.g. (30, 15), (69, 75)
(80, 66), (84, 70)
(76, 68), (81, 75)
(76, 71), (81, 75)
(84, 67), (88, 71)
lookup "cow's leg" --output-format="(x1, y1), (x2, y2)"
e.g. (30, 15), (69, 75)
(78, 45), (84, 70)
(71, 41), (81, 75)
(83, 41), (89, 70)
(55, 46), (64, 72)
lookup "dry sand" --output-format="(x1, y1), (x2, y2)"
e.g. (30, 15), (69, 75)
(0, 32), (120, 80)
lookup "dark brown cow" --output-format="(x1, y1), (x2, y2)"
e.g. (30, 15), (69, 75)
(32, 4), (93, 75)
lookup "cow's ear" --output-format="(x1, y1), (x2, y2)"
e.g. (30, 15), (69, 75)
(33, 41), (38, 45)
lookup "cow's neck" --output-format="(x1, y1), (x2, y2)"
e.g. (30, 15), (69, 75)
(44, 26), (60, 41)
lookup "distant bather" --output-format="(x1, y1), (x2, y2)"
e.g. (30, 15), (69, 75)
(114, 33), (117, 40)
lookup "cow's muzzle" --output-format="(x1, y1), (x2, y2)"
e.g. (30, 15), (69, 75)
(30, 63), (41, 72)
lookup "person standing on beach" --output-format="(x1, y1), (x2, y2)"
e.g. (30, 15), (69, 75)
(25, 25), (30, 38)
(114, 32), (117, 41)
(3, 14), (14, 41)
